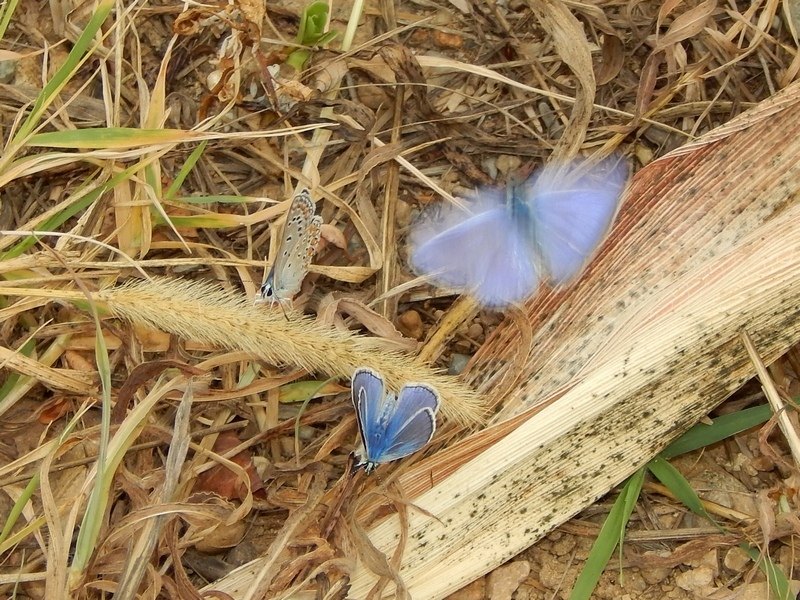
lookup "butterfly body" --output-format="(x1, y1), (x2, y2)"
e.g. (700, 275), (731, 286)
(351, 367), (440, 474)
(410, 158), (628, 308)
(256, 189), (322, 307)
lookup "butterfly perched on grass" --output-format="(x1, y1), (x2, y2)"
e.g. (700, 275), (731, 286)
(351, 367), (440, 474)
(256, 189), (322, 309)
(410, 158), (629, 308)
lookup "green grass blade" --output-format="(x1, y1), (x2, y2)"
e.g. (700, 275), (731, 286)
(165, 141), (207, 200)
(28, 127), (200, 148)
(11, 0), (114, 145)
(0, 398), (94, 552)
(0, 473), (40, 546)
(569, 468), (646, 600)
(661, 404), (772, 459)
(0, 0), (20, 39)
(647, 456), (718, 526)
(69, 292), (113, 577)
(740, 544), (793, 599)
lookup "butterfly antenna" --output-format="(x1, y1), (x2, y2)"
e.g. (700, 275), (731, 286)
(279, 298), (290, 321)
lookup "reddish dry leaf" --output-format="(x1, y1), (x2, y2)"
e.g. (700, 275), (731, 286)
(194, 430), (264, 501)
(112, 360), (205, 424)
(597, 34), (625, 85)
(37, 396), (73, 424)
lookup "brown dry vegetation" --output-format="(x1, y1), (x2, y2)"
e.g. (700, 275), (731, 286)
(1, 0), (800, 598)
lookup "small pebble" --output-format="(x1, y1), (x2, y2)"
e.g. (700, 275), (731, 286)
(486, 560), (530, 600)
(550, 535), (576, 557)
(449, 353), (470, 375)
(0, 59), (16, 84)
(723, 546), (751, 572)
(640, 565), (672, 585)
(675, 565), (714, 592)
(466, 323), (484, 340)
(397, 309), (424, 340)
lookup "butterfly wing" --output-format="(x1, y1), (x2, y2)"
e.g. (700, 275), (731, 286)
(410, 197), (540, 308)
(351, 367), (390, 463)
(371, 383), (440, 464)
(257, 189), (322, 303)
(528, 159), (627, 285)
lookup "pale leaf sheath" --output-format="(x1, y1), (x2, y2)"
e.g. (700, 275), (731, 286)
(342, 81), (800, 597)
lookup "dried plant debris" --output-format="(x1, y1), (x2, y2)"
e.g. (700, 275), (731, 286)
(0, 0), (799, 597)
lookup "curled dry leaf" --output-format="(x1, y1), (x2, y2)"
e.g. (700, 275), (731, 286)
(173, 7), (218, 36)
(656, 0), (717, 46)
(194, 430), (264, 501)
(183, 492), (248, 552)
(174, 2), (265, 107)
(528, 0), (596, 159)
(597, 35), (625, 85)
(267, 66), (315, 111)
(193, 519), (248, 553)
(637, 0), (718, 114)
(308, 54), (350, 93)
(37, 396), (72, 424)
(319, 222), (346, 252)
(236, 0), (264, 40)
(316, 294), (419, 352)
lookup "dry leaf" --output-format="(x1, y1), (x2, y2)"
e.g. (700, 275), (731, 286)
(194, 431), (264, 501)
(316, 295), (419, 352)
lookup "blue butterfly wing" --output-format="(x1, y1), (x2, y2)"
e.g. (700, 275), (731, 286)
(372, 383), (440, 463)
(528, 160), (627, 284)
(351, 367), (389, 462)
(410, 202), (540, 308)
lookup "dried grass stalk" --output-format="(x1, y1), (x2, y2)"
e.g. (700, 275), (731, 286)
(47, 278), (482, 425)
(338, 81), (800, 597)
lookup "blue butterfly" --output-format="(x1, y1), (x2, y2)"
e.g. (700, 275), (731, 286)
(351, 367), (440, 474)
(410, 158), (628, 308)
